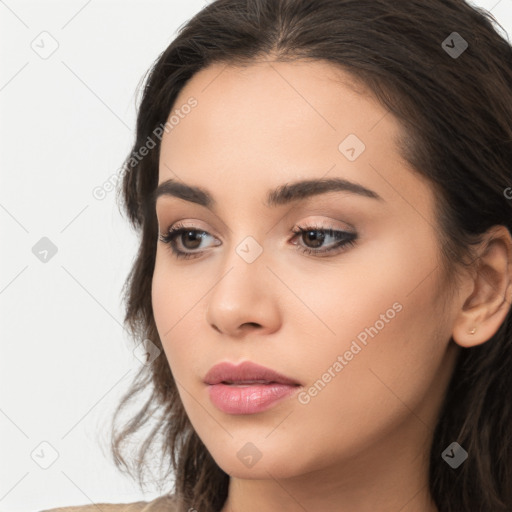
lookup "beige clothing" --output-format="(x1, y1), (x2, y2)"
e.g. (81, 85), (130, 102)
(39, 493), (179, 512)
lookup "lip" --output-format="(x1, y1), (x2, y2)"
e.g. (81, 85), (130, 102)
(207, 383), (300, 414)
(204, 361), (302, 415)
(204, 361), (301, 386)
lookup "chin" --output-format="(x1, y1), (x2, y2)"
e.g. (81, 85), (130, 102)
(207, 440), (313, 481)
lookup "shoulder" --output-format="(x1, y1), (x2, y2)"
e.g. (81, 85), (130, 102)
(39, 493), (179, 512)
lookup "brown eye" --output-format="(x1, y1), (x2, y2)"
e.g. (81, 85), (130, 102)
(290, 225), (357, 257)
(301, 229), (327, 248)
(177, 229), (205, 250)
(158, 222), (218, 260)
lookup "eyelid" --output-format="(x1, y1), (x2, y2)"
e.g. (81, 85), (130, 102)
(159, 216), (353, 239)
(158, 219), (214, 236)
(158, 217), (358, 261)
(156, 203), (232, 236)
(289, 215), (356, 236)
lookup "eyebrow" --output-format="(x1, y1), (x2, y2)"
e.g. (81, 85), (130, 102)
(152, 176), (383, 210)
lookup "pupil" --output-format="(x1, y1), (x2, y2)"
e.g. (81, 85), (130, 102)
(305, 230), (324, 248)
(184, 231), (202, 249)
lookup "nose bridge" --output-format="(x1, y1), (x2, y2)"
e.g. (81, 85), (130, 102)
(205, 229), (280, 334)
(217, 206), (269, 270)
(214, 231), (267, 300)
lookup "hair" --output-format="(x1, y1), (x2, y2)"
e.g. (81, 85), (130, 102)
(109, 1), (512, 511)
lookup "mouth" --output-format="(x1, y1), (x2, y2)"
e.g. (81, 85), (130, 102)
(220, 379), (293, 386)
(203, 361), (301, 386)
(207, 382), (300, 415)
(203, 361), (301, 414)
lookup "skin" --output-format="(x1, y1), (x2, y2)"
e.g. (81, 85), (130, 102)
(151, 59), (512, 512)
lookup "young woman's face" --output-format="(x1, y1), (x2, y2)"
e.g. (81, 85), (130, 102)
(152, 60), (461, 481)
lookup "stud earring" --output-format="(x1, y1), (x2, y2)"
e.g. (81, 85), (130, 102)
(469, 327), (477, 335)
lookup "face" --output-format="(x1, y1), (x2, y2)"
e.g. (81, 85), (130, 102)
(152, 60), (461, 480)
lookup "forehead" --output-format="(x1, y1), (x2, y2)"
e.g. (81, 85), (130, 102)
(156, 59), (433, 218)
(163, 59), (390, 153)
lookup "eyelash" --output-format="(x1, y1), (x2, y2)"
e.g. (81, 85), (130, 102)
(158, 221), (357, 260)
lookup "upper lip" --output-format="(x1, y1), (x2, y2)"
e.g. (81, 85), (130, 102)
(204, 361), (301, 386)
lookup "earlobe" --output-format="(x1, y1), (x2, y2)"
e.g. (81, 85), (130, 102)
(452, 321), (489, 349)
(451, 225), (512, 349)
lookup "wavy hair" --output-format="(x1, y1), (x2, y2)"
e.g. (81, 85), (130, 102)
(110, 1), (512, 510)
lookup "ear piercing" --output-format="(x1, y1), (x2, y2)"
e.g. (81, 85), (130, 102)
(468, 327), (477, 335)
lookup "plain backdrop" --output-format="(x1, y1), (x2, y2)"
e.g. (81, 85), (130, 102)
(1, 1), (511, 511)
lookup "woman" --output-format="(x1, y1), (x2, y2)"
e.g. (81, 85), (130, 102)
(42, 0), (512, 511)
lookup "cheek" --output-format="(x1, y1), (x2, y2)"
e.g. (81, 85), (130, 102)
(253, 242), (449, 471)
(152, 254), (173, 341)
(151, 251), (214, 384)
(293, 229), (447, 407)
(294, 229), (443, 364)
(151, 254), (194, 364)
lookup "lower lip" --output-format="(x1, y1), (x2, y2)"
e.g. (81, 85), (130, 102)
(207, 383), (300, 414)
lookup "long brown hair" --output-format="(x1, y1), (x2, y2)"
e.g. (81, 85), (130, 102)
(110, 1), (512, 510)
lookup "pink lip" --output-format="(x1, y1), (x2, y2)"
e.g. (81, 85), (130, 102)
(204, 361), (301, 415)
(207, 383), (300, 414)
(204, 361), (301, 386)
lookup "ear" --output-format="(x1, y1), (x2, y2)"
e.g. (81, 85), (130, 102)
(452, 225), (512, 348)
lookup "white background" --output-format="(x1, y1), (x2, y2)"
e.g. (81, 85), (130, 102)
(1, 1), (511, 511)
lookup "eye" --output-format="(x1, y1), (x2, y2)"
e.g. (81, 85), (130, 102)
(158, 221), (220, 260)
(290, 224), (357, 257)
(158, 222), (358, 260)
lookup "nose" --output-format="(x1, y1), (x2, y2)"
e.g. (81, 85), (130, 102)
(205, 245), (282, 338)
